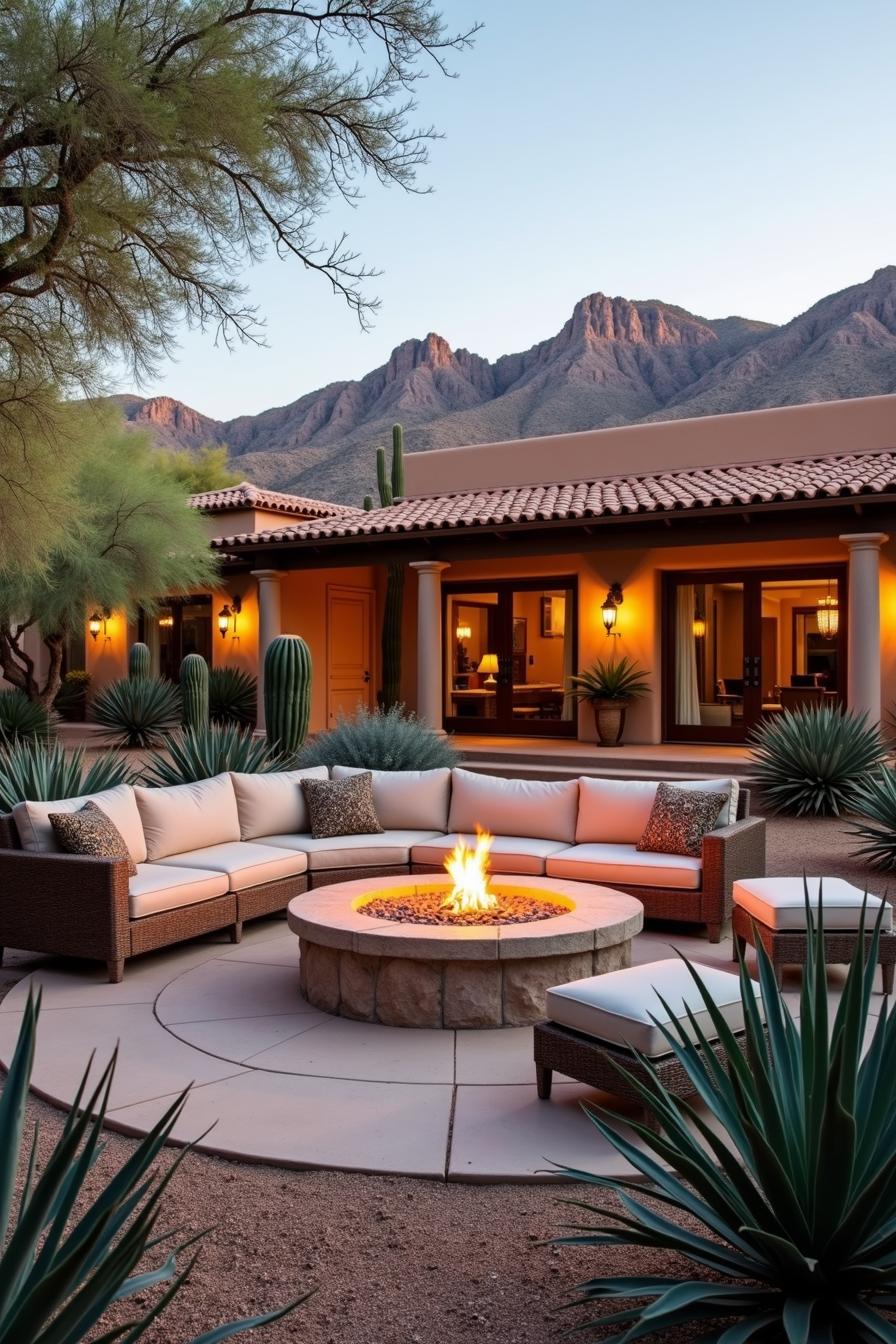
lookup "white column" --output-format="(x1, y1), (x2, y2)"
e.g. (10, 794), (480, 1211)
(410, 561), (450, 732)
(839, 532), (889, 723)
(251, 568), (282, 730)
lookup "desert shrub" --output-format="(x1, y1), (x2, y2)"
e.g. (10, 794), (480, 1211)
(0, 688), (59, 742)
(0, 739), (137, 811)
(748, 703), (886, 815)
(209, 665), (257, 726)
(91, 676), (181, 748)
(848, 766), (896, 869)
(298, 704), (458, 771)
(53, 668), (91, 720)
(142, 723), (293, 785)
(552, 889), (896, 1342)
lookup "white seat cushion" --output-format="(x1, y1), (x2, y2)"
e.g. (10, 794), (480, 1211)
(14, 784), (147, 864)
(259, 829), (443, 871)
(575, 776), (739, 844)
(546, 958), (762, 1057)
(331, 766), (451, 832)
(733, 877), (892, 931)
(448, 768), (578, 843)
(128, 864), (229, 919)
(546, 843), (702, 891)
(152, 841), (307, 892)
(230, 767), (328, 840)
(412, 833), (569, 876)
(134, 774), (240, 861)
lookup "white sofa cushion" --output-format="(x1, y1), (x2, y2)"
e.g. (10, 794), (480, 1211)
(331, 766), (451, 832)
(13, 784), (147, 864)
(259, 829), (443, 872)
(412, 832), (570, 877)
(546, 843), (702, 891)
(733, 877), (892, 932)
(575, 776), (739, 845)
(128, 864), (229, 919)
(546, 958), (762, 1057)
(152, 841), (307, 892)
(230, 767), (328, 841)
(448, 768), (578, 843)
(134, 774), (240, 861)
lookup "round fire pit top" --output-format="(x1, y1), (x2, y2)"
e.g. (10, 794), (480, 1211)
(287, 874), (644, 963)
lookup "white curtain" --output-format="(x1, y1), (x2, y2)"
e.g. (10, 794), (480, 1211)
(675, 584), (701, 726)
(561, 591), (574, 720)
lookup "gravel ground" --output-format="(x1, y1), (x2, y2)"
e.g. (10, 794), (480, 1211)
(3, 811), (883, 1343)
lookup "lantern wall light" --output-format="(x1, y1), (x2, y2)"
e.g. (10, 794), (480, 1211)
(218, 594), (242, 639)
(88, 608), (111, 642)
(600, 583), (624, 637)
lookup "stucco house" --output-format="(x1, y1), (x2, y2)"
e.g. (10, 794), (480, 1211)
(79, 393), (896, 746)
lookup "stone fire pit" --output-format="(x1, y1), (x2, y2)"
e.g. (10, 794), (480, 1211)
(287, 875), (644, 1029)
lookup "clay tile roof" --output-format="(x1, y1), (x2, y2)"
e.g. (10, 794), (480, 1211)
(210, 451), (896, 549)
(189, 480), (365, 519)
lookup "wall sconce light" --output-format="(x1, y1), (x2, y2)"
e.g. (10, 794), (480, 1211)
(477, 653), (499, 686)
(455, 622), (472, 641)
(692, 613), (706, 639)
(218, 594), (242, 640)
(88, 608), (111, 641)
(600, 583), (624, 637)
(158, 613), (174, 629)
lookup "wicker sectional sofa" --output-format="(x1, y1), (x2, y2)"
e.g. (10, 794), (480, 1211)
(0, 765), (765, 981)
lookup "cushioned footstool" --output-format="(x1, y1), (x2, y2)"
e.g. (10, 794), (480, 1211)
(732, 877), (896, 992)
(534, 958), (761, 1131)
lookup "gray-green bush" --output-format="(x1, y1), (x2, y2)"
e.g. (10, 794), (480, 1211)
(299, 704), (458, 771)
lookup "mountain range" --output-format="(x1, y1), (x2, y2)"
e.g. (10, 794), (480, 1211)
(116, 267), (896, 505)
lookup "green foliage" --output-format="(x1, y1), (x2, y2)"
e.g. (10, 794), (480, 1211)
(552, 889), (896, 1343)
(375, 446), (393, 507)
(264, 635), (312, 755)
(142, 724), (294, 785)
(209, 665), (257, 727)
(567, 655), (652, 703)
(0, 739), (137, 811)
(363, 494), (374, 511)
(128, 642), (151, 680)
(180, 653), (210, 730)
(0, 993), (307, 1341)
(53, 669), (91, 721)
(391, 423), (406, 498)
(847, 767), (896, 869)
(0, 689), (58, 742)
(92, 677), (182, 749)
(299, 704), (458, 771)
(158, 445), (241, 495)
(749, 704), (886, 816)
(373, 424), (406, 708)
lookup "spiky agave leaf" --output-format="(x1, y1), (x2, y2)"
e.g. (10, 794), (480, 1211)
(847, 766), (896, 870)
(298, 704), (458, 771)
(91, 678), (182, 749)
(551, 883), (896, 1342)
(208, 667), (257, 727)
(748, 704), (886, 816)
(0, 739), (137, 812)
(0, 689), (59, 743)
(567, 656), (651, 704)
(141, 723), (294, 785)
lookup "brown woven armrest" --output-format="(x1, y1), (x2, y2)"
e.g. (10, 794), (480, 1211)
(0, 849), (131, 962)
(701, 816), (767, 926)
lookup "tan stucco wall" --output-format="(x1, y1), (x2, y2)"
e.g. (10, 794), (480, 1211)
(404, 394), (896, 498)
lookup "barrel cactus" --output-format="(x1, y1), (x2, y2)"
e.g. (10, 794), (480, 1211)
(179, 653), (209, 731)
(264, 635), (311, 755)
(128, 642), (151, 681)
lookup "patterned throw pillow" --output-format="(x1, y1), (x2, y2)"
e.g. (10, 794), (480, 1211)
(48, 801), (138, 876)
(301, 773), (383, 840)
(636, 783), (728, 859)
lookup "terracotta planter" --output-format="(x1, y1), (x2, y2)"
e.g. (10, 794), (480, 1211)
(592, 697), (630, 747)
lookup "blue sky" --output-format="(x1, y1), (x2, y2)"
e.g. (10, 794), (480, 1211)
(128, 0), (896, 420)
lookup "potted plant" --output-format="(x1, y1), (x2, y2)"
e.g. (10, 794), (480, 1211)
(567, 655), (651, 747)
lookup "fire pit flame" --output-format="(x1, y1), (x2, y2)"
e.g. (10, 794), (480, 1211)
(442, 828), (498, 915)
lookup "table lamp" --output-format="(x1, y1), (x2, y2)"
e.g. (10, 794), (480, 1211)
(477, 653), (499, 686)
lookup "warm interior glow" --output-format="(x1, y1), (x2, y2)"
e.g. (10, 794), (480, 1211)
(817, 593), (839, 640)
(442, 829), (498, 915)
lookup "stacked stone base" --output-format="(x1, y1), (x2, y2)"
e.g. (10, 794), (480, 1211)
(299, 937), (631, 1028)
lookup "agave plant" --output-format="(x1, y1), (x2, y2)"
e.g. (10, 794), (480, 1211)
(567, 655), (651, 704)
(552, 890), (896, 1342)
(848, 766), (896, 870)
(298, 704), (458, 771)
(91, 677), (181, 749)
(0, 739), (137, 812)
(0, 688), (59, 742)
(749, 703), (886, 816)
(209, 666), (257, 727)
(141, 723), (294, 785)
(0, 992), (306, 1342)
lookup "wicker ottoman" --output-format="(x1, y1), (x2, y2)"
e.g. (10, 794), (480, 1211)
(732, 877), (896, 992)
(535, 958), (761, 1130)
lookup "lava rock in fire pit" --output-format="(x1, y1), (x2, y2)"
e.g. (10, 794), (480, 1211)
(358, 890), (565, 927)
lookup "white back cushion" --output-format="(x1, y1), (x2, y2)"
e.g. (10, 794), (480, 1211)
(331, 766), (451, 832)
(448, 768), (578, 843)
(13, 784), (147, 864)
(576, 776), (739, 845)
(230, 767), (328, 840)
(134, 773), (240, 861)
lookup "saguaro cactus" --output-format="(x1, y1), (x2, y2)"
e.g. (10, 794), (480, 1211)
(128, 642), (151, 681)
(377, 423), (406, 709)
(264, 635), (312, 755)
(180, 653), (209, 731)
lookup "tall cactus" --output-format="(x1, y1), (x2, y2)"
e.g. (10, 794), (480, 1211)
(180, 653), (209, 731)
(264, 635), (312, 755)
(376, 424), (406, 709)
(128, 642), (150, 681)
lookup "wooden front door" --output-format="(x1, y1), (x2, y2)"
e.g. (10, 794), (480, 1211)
(327, 586), (373, 725)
